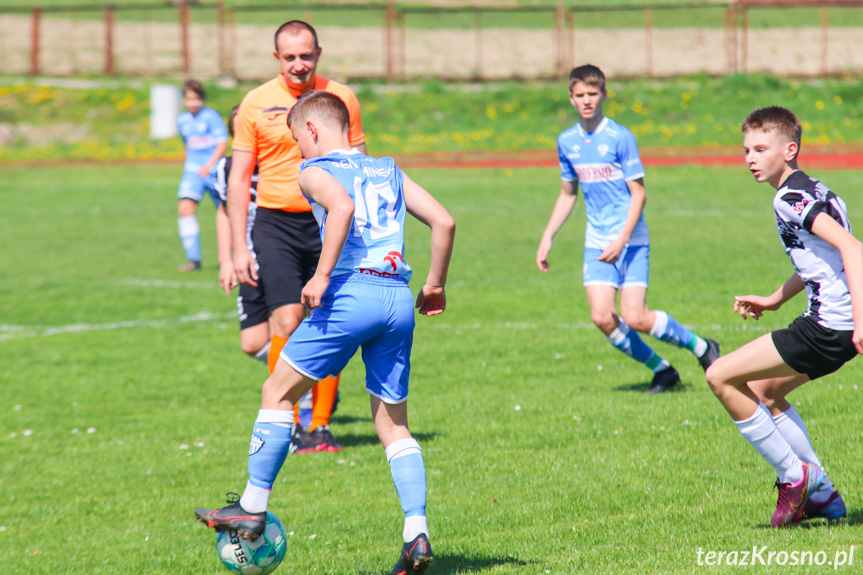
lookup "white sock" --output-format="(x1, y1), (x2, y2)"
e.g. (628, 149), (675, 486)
(252, 340), (271, 366)
(240, 481), (271, 513)
(403, 514), (429, 542)
(773, 406), (833, 499)
(735, 402), (802, 484)
(692, 336), (708, 358)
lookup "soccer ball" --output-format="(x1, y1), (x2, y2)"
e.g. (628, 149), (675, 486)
(215, 512), (288, 575)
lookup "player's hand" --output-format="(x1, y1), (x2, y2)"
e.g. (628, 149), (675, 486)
(219, 261), (238, 294)
(233, 248), (258, 287)
(416, 285), (446, 316)
(598, 238), (626, 264)
(197, 166), (210, 178)
(733, 295), (778, 321)
(536, 237), (552, 272)
(301, 273), (330, 310)
(853, 329), (863, 355)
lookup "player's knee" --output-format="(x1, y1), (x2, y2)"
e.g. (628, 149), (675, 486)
(704, 361), (729, 397)
(241, 340), (263, 356)
(590, 311), (616, 333)
(620, 311), (650, 333)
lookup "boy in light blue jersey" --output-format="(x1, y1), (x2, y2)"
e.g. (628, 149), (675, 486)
(176, 79), (228, 271)
(196, 91), (455, 575)
(537, 64), (719, 393)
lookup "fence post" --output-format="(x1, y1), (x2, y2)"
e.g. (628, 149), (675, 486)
(554, 0), (565, 76)
(474, 9), (483, 80)
(567, 9), (574, 74)
(180, 1), (190, 76)
(30, 6), (41, 76)
(821, 5), (828, 76)
(741, 6), (748, 74)
(724, 4), (734, 74)
(104, 6), (115, 75)
(644, 7), (653, 78)
(385, 1), (395, 81)
(217, 1), (226, 77)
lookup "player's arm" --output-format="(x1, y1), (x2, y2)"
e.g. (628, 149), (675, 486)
(402, 172), (455, 316)
(734, 273), (805, 321)
(297, 166), (355, 310)
(599, 177), (646, 264)
(536, 179), (579, 272)
(811, 211), (863, 352)
(227, 150), (257, 286)
(198, 140), (228, 177)
(215, 203), (238, 294)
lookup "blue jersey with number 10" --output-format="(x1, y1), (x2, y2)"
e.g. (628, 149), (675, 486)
(300, 150), (413, 283)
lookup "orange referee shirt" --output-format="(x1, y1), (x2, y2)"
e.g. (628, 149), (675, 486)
(233, 74), (365, 212)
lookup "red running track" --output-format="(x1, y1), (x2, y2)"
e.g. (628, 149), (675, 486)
(393, 145), (863, 171)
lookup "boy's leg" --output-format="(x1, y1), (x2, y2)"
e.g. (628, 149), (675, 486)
(586, 285), (678, 393)
(308, 374), (342, 452)
(750, 376), (840, 507)
(372, 396), (433, 575)
(195, 358), (317, 538)
(619, 286), (719, 371)
(177, 197), (202, 270)
(239, 322), (271, 365)
(705, 334), (825, 525)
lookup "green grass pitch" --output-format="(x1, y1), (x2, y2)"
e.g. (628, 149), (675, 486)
(1, 162), (862, 574)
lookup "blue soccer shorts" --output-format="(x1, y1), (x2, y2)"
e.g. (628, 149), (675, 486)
(281, 273), (415, 404)
(178, 170), (219, 205)
(582, 244), (650, 289)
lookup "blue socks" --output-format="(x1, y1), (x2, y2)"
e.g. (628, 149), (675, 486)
(247, 409), (294, 490)
(650, 310), (707, 357)
(178, 215), (201, 263)
(607, 320), (668, 373)
(386, 437), (429, 541)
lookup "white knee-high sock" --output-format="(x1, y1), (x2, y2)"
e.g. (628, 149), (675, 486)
(773, 406), (833, 499)
(735, 402), (802, 484)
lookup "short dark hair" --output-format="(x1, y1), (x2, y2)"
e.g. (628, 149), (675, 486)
(741, 106), (802, 147)
(274, 20), (318, 52)
(183, 79), (205, 100)
(287, 90), (350, 134)
(568, 64), (606, 93)
(228, 104), (240, 138)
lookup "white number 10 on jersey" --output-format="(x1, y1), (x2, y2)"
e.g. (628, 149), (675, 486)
(352, 177), (401, 240)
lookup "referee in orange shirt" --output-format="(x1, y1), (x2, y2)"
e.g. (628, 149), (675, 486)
(227, 20), (366, 453)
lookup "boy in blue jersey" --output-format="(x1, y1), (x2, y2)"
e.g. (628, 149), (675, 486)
(176, 79), (228, 272)
(537, 64), (719, 393)
(705, 107), (858, 526)
(196, 91), (455, 575)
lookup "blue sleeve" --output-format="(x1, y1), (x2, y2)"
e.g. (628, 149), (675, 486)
(617, 128), (645, 181)
(558, 137), (577, 182)
(207, 109), (229, 143)
(177, 115), (187, 144)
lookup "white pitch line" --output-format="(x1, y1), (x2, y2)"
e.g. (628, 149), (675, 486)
(117, 278), (221, 289)
(0, 311), (233, 341)
(426, 321), (778, 333)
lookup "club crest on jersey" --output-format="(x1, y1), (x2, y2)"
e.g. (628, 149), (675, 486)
(597, 144), (609, 157)
(249, 435), (264, 456)
(569, 145), (581, 158)
(792, 199), (811, 215)
(383, 251), (404, 271)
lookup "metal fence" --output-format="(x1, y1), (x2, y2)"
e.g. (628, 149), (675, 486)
(2, 0), (862, 81)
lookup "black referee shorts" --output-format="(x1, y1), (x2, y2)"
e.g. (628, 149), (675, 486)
(252, 207), (322, 313)
(772, 315), (858, 380)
